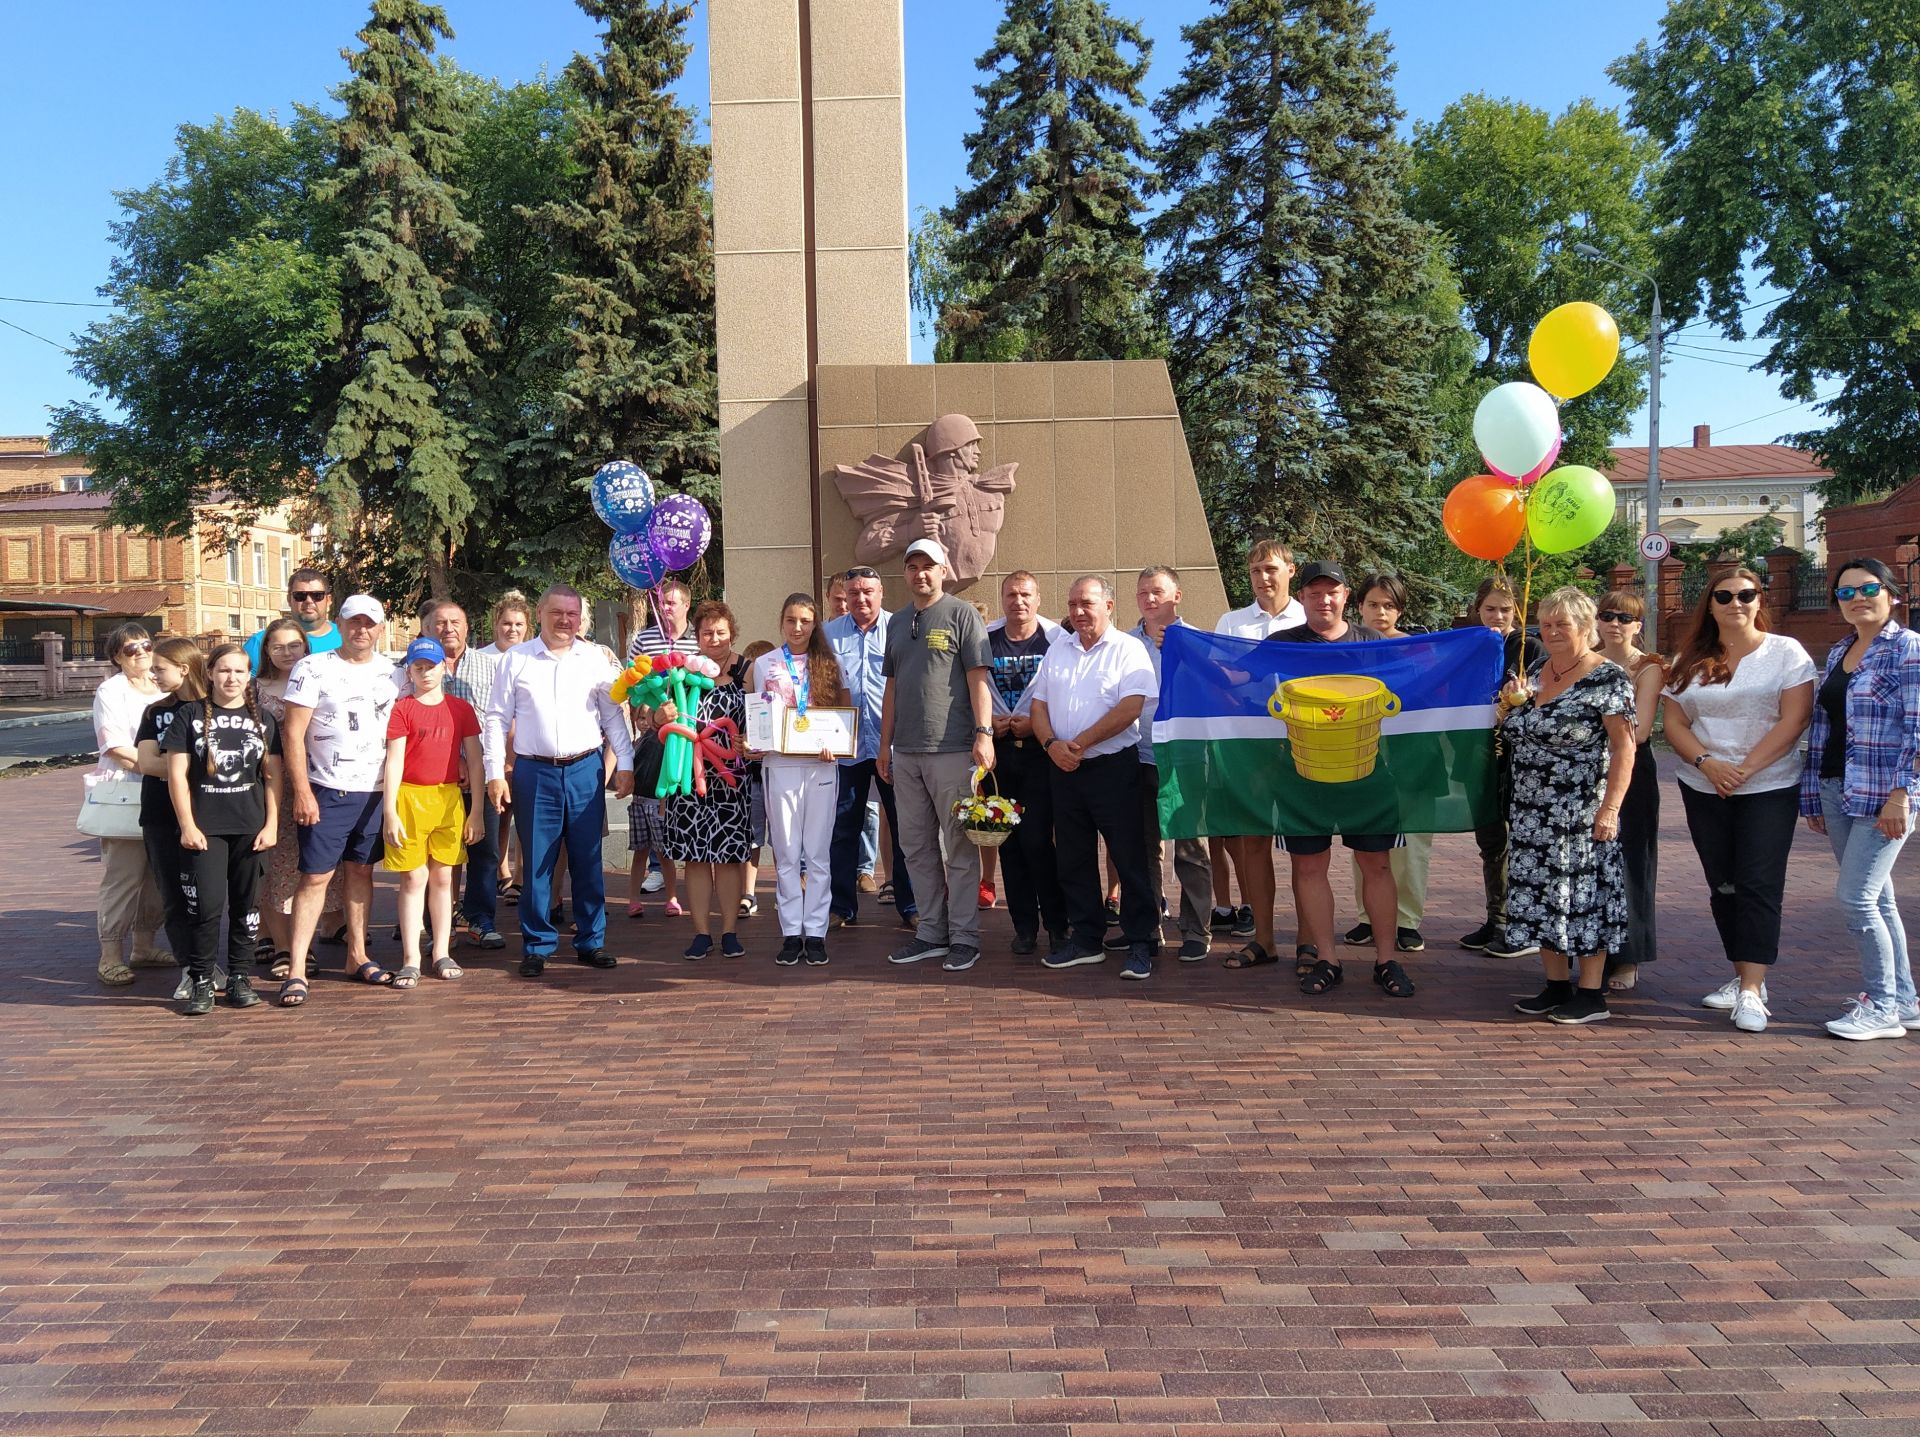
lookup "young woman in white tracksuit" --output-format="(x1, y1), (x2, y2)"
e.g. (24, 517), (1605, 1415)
(751, 594), (846, 966)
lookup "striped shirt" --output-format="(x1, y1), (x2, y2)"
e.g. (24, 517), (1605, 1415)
(627, 623), (700, 663)
(1801, 620), (1920, 818)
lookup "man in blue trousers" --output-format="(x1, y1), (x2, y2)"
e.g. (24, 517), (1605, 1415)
(825, 565), (916, 929)
(484, 584), (633, 977)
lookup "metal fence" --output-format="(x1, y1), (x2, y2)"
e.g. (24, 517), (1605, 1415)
(0, 637), (41, 666)
(1794, 565), (1828, 610)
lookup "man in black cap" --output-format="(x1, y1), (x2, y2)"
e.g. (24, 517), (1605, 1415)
(1265, 562), (1412, 1002)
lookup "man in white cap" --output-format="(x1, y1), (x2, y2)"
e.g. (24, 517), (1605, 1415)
(279, 594), (408, 1002)
(877, 538), (996, 972)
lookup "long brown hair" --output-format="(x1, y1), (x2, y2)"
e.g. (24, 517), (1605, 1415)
(254, 618), (309, 682)
(778, 593), (842, 706)
(152, 638), (208, 703)
(202, 643), (265, 777)
(1667, 567), (1770, 693)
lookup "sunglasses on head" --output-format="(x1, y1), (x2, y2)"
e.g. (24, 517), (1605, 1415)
(1712, 588), (1761, 606)
(289, 589), (328, 602)
(843, 566), (880, 581)
(1595, 609), (1638, 624)
(1834, 582), (1886, 601)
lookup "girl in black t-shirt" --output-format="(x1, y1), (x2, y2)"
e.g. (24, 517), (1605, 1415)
(135, 638), (208, 977)
(163, 644), (283, 1016)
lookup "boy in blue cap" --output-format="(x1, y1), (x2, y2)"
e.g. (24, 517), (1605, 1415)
(382, 636), (484, 985)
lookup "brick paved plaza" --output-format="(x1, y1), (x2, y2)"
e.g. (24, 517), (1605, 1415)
(2, 756), (1916, 1436)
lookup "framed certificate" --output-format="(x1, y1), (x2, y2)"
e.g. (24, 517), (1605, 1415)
(781, 705), (858, 758)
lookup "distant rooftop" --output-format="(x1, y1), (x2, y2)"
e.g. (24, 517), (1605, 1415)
(1608, 425), (1829, 485)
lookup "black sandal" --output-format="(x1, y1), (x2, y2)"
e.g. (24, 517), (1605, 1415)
(1301, 958), (1344, 994)
(1373, 959), (1416, 998)
(1295, 942), (1321, 977)
(1223, 941), (1277, 969)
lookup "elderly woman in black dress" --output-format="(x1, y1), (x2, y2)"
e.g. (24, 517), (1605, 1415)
(1499, 587), (1637, 1026)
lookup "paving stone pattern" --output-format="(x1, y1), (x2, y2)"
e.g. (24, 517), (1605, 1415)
(2, 759), (1916, 1436)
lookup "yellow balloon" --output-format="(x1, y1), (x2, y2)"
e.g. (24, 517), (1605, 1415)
(1528, 301), (1620, 399)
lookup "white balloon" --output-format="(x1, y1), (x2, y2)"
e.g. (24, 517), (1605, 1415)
(1473, 382), (1562, 480)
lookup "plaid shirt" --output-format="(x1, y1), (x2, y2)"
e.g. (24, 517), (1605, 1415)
(1800, 619), (1920, 817)
(442, 644), (501, 711)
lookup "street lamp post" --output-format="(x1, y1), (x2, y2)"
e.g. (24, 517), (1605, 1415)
(1574, 242), (1663, 651)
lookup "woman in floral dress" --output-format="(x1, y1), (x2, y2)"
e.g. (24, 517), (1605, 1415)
(1499, 587), (1637, 1026)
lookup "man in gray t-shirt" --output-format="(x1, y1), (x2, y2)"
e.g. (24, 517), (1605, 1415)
(878, 538), (996, 971)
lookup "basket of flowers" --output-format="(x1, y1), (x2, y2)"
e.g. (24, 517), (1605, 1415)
(952, 766), (1022, 848)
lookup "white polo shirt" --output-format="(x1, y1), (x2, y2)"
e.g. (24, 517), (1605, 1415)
(483, 636), (634, 781)
(1030, 623), (1159, 759)
(1214, 597), (1305, 638)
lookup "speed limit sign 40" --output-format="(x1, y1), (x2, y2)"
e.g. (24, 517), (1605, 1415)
(1639, 531), (1672, 562)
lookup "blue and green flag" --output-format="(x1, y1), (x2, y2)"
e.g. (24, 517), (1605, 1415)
(1153, 625), (1503, 839)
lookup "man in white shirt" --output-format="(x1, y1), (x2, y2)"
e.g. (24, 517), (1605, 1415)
(486, 584), (634, 977)
(283, 594), (407, 995)
(1212, 537), (1304, 953)
(1033, 576), (1160, 979)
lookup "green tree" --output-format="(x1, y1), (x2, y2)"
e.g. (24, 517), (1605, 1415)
(320, 0), (485, 603)
(529, 0), (718, 593)
(937, 0), (1160, 362)
(1613, 0), (1920, 504)
(1406, 95), (1655, 482)
(1150, 0), (1443, 574)
(50, 110), (341, 544)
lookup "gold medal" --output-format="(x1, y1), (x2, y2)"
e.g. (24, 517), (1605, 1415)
(793, 714), (811, 732)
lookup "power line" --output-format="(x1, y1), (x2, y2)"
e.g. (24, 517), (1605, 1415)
(1713, 392), (1836, 436)
(0, 314), (72, 353)
(0, 294), (110, 309)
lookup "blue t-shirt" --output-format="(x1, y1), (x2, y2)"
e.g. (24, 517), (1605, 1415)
(245, 621), (342, 673)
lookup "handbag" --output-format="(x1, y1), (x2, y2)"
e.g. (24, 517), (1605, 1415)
(77, 769), (143, 841)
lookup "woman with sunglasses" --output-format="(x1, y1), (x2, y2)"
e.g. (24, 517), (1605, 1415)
(90, 623), (172, 984)
(1662, 568), (1815, 1033)
(1593, 591), (1666, 991)
(1802, 559), (1920, 1040)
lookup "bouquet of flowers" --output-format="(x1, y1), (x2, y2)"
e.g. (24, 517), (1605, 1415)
(953, 767), (1023, 848)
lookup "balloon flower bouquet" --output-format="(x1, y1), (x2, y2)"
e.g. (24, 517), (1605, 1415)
(590, 461), (734, 799)
(1441, 302), (1626, 611)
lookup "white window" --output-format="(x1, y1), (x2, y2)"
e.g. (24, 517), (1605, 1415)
(227, 612), (241, 633)
(225, 544), (240, 583)
(279, 545), (292, 587)
(252, 541), (267, 586)
(59, 474), (89, 493)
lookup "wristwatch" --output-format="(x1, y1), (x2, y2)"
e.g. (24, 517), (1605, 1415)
(974, 725), (992, 736)
(1692, 753), (1709, 768)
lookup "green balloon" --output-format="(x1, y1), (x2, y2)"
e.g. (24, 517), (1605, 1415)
(1526, 464), (1616, 554)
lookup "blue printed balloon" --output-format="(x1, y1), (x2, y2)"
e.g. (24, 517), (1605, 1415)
(591, 460), (656, 534)
(610, 530), (670, 590)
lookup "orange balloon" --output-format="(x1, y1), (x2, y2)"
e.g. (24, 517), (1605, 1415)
(1443, 474), (1527, 561)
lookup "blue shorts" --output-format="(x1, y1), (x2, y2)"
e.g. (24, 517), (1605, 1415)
(297, 784), (385, 874)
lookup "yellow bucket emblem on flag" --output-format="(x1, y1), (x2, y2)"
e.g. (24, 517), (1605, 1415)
(1268, 674), (1401, 782)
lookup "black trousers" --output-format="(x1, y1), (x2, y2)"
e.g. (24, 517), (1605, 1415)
(1678, 782), (1798, 967)
(181, 833), (263, 981)
(1052, 751), (1157, 948)
(829, 758), (915, 923)
(1476, 751), (1514, 926)
(993, 735), (1066, 939)
(142, 823), (194, 964)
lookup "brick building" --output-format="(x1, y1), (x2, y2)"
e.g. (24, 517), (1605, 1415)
(0, 436), (315, 656)
(1606, 424), (1831, 559)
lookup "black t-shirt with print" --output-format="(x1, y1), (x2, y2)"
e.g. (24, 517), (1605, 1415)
(135, 697), (186, 831)
(1267, 622), (1383, 645)
(161, 702), (281, 836)
(989, 627), (1052, 711)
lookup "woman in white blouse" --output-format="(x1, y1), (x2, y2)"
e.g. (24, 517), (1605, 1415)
(1662, 568), (1815, 1033)
(90, 623), (171, 984)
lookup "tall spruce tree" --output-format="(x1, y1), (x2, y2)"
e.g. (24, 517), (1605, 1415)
(533, 0), (717, 584)
(937, 0), (1160, 362)
(322, 0), (483, 601)
(1150, 0), (1443, 570)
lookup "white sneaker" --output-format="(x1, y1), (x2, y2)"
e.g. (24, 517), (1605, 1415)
(1898, 1001), (1920, 1031)
(1826, 995), (1907, 1042)
(1731, 988), (1770, 1033)
(1702, 977), (1767, 1011)
(640, 869), (665, 894)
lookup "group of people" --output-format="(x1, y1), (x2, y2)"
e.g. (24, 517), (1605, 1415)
(87, 539), (1917, 1041)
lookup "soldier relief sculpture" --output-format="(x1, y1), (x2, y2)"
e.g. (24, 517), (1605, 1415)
(831, 414), (1017, 590)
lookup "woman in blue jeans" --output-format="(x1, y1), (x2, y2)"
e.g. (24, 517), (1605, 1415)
(1803, 558), (1920, 1041)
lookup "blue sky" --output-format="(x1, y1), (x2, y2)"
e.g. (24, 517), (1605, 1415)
(0, 0), (1816, 450)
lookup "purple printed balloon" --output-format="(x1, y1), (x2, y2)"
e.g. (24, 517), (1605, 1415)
(647, 494), (712, 572)
(610, 530), (671, 590)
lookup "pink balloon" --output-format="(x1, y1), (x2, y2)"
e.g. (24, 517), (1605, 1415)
(1491, 430), (1562, 487)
